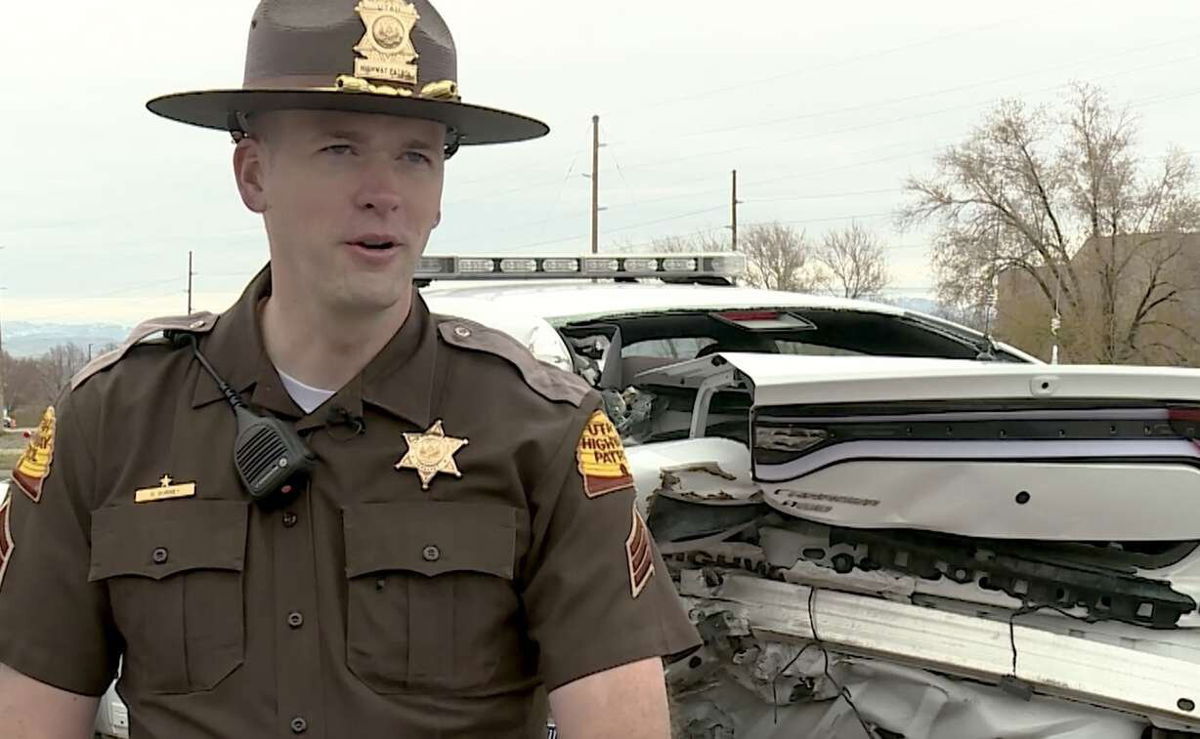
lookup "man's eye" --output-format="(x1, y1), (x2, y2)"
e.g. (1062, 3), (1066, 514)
(323, 144), (353, 155)
(402, 151), (433, 165)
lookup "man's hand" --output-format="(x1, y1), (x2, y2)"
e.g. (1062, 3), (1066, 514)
(548, 657), (672, 739)
(0, 663), (99, 739)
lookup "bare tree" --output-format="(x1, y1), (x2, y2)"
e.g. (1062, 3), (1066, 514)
(815, 222), (891, 299)
(38, 343), (89, 400)
(626, 223), (827, 292)
(618, 231), (730, 254)
(739, 222), (823, 291)
(902, 83), (1200, 363)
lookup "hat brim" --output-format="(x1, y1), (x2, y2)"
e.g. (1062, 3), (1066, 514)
(146, 89), (549, 145)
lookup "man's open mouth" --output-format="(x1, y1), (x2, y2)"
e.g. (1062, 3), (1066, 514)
(350, 240), (396, 250)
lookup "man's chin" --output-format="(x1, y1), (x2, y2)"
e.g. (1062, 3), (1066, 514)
(331, 287), (412, 318)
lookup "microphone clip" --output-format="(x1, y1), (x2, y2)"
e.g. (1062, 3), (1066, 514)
(326, 406), (366, 438)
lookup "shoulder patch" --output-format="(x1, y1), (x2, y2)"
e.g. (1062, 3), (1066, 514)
(12, 406), (55, 503)
(576, 410), (635, 498)
(435, 316), (590, 407)
(71, 311), (218, 391)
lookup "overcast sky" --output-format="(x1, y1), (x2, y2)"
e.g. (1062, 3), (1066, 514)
(2, 1), (1198, 324)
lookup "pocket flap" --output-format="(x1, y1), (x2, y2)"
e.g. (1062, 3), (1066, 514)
(89, 500), (249, 581)
(343, 502), (516, 579)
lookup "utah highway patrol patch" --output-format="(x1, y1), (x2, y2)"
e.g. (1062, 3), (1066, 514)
(625, 507), (654, 598)
(576, 410), (634, 498)
(12, 406), (55, 504)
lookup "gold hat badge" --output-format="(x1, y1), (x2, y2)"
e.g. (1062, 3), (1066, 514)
(336, 1), (460, 102)
(353, 0), (421, 87)
(395, 420), (469, 490)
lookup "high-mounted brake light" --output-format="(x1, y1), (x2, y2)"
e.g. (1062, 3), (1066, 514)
(714, 310), (817, 331)
(719, 311), (780, 321)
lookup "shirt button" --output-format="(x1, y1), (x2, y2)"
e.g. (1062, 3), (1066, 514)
(287, 611), (304, 629)
(421, 545), (441, 562)
(290, 716), (308, 734)
(282, 511), (298, 528)
(151, 547), (169, 565)
(454, 325), (471, 338)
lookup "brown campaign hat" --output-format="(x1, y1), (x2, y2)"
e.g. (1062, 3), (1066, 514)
(147, 0), (548, 148)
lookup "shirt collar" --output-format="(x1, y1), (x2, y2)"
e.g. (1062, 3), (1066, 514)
(191, 266), (438, 430)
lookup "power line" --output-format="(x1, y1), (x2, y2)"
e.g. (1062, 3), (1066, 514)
(441, 41), (1200, 204)
(504, 205), (730, 252)
(591, 145), (934, 214)
(604, 123), (639, 210)
(629, 30), (1200, 143)
(747, 188), (899, 204)
(608, 18), (1019, 116)
(1132, 86), (1200, 107)
(583, 49), (1200, 181)
(509, 122), (591, 248)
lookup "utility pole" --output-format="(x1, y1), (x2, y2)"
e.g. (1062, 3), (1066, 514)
(591, 115), (600, 254)
(187, 250), (194, 314)
(731, 169), (739, 251)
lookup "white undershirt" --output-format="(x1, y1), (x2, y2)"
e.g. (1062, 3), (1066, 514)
(276, 368), (337, 414)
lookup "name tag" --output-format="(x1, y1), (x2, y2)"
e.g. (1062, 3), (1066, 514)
(135, 476), (197, 503)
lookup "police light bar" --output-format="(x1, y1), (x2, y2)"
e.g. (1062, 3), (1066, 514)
(415, 253), (746, 282)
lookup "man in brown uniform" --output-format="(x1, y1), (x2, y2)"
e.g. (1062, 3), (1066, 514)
(0, 2), (700, 737)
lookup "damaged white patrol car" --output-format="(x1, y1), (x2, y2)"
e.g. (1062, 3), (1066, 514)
(419, 253), (1200, 739)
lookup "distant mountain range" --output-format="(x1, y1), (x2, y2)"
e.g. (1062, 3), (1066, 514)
(2, 322), (129, 358)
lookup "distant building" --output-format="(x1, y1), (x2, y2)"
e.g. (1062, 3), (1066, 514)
(995, 232), (1200, 365)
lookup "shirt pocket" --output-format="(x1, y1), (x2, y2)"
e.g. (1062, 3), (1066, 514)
(88, 500), (249, 695)
(343, 501), (521, 694)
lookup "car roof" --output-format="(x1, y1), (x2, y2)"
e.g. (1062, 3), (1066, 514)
(420, 280), (909, 323)
(420, 279), (1039, 365)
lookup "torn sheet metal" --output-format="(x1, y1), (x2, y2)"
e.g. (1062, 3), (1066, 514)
(668, 648), (1147, 739)
(626, 437), (758, 513)
(676, 572), (1200, 732)
(656, 461), (763, 506)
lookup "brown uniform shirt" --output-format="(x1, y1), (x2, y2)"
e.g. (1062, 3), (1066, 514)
(0, 268), (699, 738)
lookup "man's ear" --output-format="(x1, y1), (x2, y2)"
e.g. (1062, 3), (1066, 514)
(432, 210), (442, 229)
(233, 139), (269, 214)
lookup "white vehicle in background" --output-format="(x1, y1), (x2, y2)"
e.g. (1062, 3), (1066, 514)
(77, 251), (1200, 737)
(419, 253), (1200, 739)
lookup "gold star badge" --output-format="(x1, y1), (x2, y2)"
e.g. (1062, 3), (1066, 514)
(395, 420), (469, 490)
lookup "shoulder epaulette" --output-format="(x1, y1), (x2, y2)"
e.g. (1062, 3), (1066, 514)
(70, 312), (219, 391)
(435, 315), (591, 408)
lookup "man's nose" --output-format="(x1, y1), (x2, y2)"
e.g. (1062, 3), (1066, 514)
(354, 161), (404, 213)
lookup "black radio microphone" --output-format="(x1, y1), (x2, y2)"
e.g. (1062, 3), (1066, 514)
(170, 330), (316, 506)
